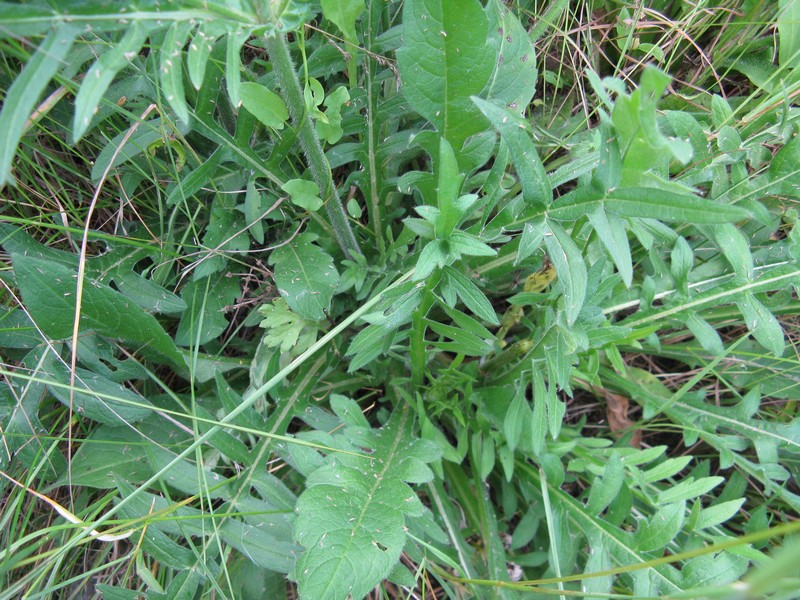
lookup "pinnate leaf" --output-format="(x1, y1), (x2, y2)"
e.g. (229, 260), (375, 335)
(293, 407), (440, 600)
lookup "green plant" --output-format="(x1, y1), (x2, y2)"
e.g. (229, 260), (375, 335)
(1, 0), (799, 598)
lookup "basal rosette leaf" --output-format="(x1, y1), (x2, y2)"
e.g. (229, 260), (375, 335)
(292, 406), (440, 600)
(397, 0), (495, 152)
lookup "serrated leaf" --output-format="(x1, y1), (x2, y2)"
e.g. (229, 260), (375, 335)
(473, 97), (551, 210)
(73, 22), (153, 141)
(0, 23), (80, 186)
(282, 178), (323, 211)
(543, 221), (587, 326)
(397, 0), (495, 152)
(240, 82), (289, 129)
(270, 233), (340, 321)
(293, 408), (440, 600)
(321, 0), (364, 41)
(258, 298), (318, 354)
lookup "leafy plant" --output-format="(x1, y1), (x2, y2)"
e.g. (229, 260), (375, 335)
(1, 0), (800, 598)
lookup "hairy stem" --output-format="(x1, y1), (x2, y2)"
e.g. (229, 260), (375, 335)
(265, 32), (361, 258)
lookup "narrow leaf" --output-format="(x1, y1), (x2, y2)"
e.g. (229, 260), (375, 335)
(0, 23), (80, 186)
(160, 21), (192, 124)
(73, 22), (153, 141)
(543, 221), (587, 326)
(473, 97), (551, 209)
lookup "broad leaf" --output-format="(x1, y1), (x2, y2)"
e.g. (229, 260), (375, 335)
(240, 82), (289, 129)
(483, 0), (537, 112)
(397, 0), (495, 152)
(270, 233), (340, 321)
(11, 253), (183, 366)
(321, 0), (364, 42)
(292, 406), (440, 599)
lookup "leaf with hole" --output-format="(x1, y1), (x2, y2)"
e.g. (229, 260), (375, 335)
(270, 233), (340, 321)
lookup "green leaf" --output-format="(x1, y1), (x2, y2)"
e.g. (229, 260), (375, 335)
(694, 498), (746, 531)
(11, 254), (183, 366)
(504, 381), (529, 452)
(292, 407), (440, 600)
(636, 501), (686, 552)
(270, 233), (340, 321)
(397, 0), (495, 151)
(160, 21), (192, 125)
(188, 22), (223, 89)
(586, 452), (624, 515)
(656, 476), (724, 505)
(282, 178), (323, 211)
(91, 118), (166, 184)
(778, 0), (800, 67)
(240, 82), (289, 129)
(321, 0), (364, 41)
(737, 292), (785, 357)
(543, 221), (587, 326)
(588, 207), (632, 287)
(258, 298), (319, 354)
(715, 223), (754, 280)
(175, 274), (240, 347)
(315, 86), (351, 144)
(516, 218), (546, 265)
(226, 26), (250, 108)
(0, 23), (80, 186)
(483, 0), (537, 113)
(435, 137), (465, 238)
(768, 135), (800, 197)
(442, 267), (498, 325)
(73, 22), (154, 141)
(46, 363), (153, 426)
(473, 97), (551, 209)
(551, 186), (750, 223)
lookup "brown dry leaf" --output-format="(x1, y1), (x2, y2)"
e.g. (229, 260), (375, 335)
(602, 389), (643, 448)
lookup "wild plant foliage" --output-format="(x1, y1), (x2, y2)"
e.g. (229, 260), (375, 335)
(1, 0), (799, 598)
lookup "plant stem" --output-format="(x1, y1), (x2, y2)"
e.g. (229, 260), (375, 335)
(265, 32), (361, 258)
